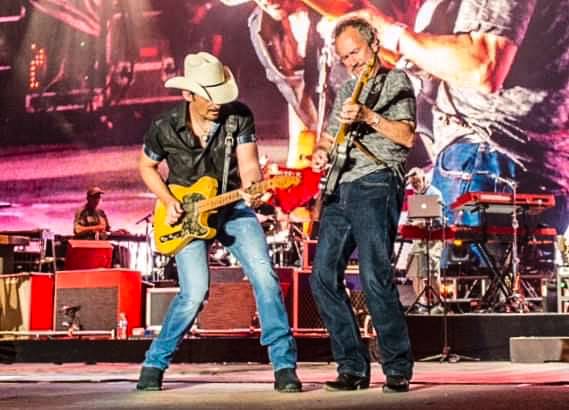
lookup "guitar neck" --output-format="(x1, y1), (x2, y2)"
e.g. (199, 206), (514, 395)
(198, 180), (273, 212)
(332, 55), (376, 149)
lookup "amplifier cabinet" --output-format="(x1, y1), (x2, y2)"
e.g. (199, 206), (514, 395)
(302, 240), (358, 271)
(146, 287), (177, 329)
(54, 269), (141, 336)
(292, 269), (416, 333)
(146, 267), (293, 331)
(0, 273), (54, 332)
(292, 269), (365, 332)
(302, 240), (318, 270)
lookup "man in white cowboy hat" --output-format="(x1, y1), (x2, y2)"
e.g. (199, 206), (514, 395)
(136, 51), (302, 392)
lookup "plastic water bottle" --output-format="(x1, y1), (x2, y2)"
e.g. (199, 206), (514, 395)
(116, 312), (128, 340)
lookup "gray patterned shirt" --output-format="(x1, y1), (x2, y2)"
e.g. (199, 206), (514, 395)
(326, 68), (416, 184)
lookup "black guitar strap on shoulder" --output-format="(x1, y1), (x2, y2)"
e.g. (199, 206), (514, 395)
(221, 115), (237, 194)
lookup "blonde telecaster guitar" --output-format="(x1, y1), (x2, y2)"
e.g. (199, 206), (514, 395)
(154, 175), (301, 255)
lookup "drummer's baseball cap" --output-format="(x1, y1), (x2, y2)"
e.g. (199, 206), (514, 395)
(87, 186), (104, 198)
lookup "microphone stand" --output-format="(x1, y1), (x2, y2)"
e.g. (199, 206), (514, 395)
(406, 216), (443, 313)
(136, 212), (156, 281)
(315, 43), (332, 140)
(421, 209), (479, 363)
(497, 177), (529, 312)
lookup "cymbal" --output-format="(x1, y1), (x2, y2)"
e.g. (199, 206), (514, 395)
(289, 207), (311, 223)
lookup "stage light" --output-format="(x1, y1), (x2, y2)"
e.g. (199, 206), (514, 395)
(440, 279), (456, 299)
(29, 45), (46, 90)
(449, 241), (470, 262)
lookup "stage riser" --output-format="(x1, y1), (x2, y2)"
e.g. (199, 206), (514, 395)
(510, 337), (569, 363)
(407, 314), (569, 361)
(2, 314), (569, 363)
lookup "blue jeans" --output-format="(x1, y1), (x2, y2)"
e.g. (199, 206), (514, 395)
(143, 201), (297, 371)
(310, 169), (413, 380)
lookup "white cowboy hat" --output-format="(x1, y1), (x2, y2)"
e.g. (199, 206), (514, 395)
(165, 52), (239, 104)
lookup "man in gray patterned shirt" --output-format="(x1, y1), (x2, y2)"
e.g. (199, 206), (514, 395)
(310, 17), (415, 393)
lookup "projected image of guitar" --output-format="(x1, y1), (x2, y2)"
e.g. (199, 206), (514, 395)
(153, 174), (301, 255)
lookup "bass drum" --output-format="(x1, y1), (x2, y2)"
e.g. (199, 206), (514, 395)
(209, 240), (238, 267)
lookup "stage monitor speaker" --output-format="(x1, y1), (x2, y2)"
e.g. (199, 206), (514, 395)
(292, 269), (416, 332)
(145, 267), (293, 331)
(54, 269), (141, 336)
(302, 240), (358, 270)
(0, 273), (54, 331)
(64, 240), (113, 270)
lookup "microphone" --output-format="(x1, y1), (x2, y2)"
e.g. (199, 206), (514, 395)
(136, 213), (152, 225)
(493, 175), (517, 187)
(473, 171), (517, 187)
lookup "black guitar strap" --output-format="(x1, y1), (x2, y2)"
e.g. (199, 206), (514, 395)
(352, 72), (388, 164)
(221, 115), (237, 194)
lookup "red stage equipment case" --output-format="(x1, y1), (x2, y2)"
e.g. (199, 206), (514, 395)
(54, 269), (141, 336)
(0, 272), (54, 331)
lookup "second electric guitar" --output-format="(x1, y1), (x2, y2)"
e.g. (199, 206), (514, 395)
(320, 54), (377, 196)
(154, 174), (301, 255)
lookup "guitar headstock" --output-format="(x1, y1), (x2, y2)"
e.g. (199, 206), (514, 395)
(360, 54), (377, 84)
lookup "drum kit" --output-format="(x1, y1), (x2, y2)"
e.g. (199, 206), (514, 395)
(262, 213), (308, 267)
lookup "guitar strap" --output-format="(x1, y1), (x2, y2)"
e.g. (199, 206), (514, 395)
(352, 73), (391, 169)
(221, 115), (238, 194)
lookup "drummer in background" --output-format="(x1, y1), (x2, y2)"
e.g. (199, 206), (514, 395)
(73, 186), (111, 240)
(404, 168), (444, 313)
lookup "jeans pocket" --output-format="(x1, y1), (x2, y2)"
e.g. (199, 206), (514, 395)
(438, 143), (480, 176)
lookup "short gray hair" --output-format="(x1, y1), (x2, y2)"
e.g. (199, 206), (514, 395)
(332, 17), (378, 47)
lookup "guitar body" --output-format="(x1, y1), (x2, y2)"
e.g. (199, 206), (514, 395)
(321, 140), (349, 196)
(154, 176), (219, 256)
(153, 174), (301, 256)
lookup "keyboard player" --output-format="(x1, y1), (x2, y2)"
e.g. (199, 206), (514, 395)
(403, 168), (445, 313)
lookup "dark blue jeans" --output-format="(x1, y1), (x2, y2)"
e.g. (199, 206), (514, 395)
(310, 169), (413, 380)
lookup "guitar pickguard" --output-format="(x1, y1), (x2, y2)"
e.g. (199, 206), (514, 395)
(181, 192), (209, 238)
(158, 192), (208, 245)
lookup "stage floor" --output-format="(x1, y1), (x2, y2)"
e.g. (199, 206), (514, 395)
(1, 362), (568, 409)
